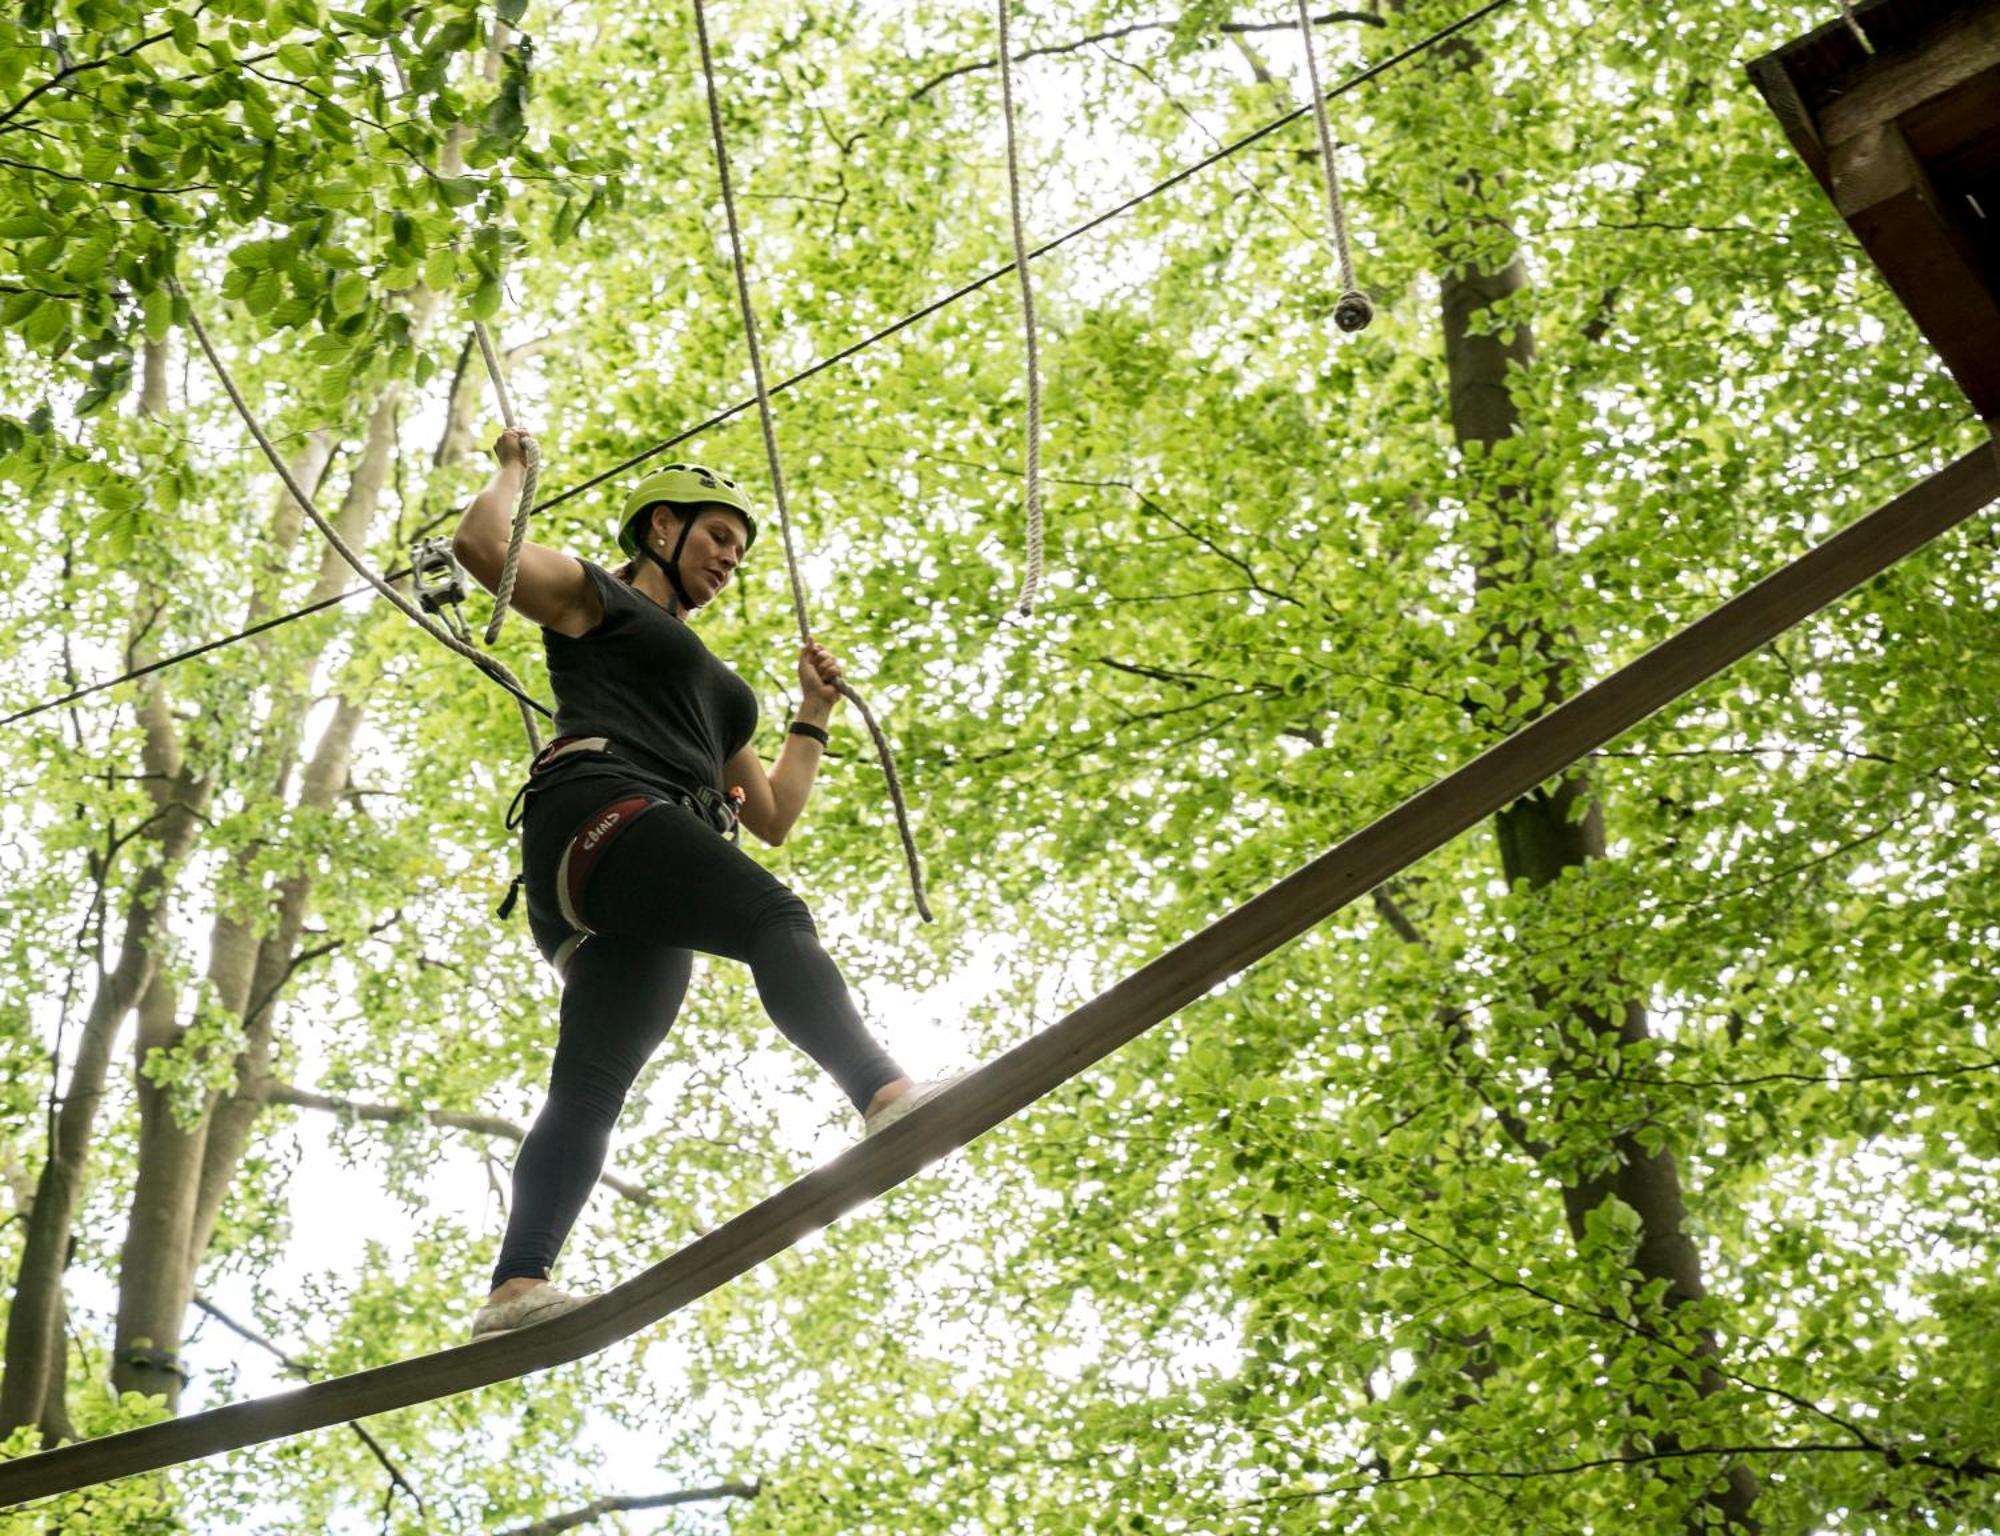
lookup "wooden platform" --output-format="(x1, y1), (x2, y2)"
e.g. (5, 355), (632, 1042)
(1750, 0), (2000, 421)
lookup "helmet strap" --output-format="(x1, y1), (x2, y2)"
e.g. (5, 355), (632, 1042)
(640, 507), (700, 615)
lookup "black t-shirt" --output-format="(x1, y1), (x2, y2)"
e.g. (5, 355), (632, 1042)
(540, 558), (759, 794)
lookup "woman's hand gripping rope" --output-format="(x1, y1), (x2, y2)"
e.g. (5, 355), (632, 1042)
(798, 642), (844, 709)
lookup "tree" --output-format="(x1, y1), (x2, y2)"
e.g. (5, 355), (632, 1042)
(1, 0), (1994, 1531)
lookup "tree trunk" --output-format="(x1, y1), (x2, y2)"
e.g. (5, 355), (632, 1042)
(0, 676), (208, 1439)
(102, 14), (515, 1418)
(0, 333), (210, 1442)
(108, 271), (482, 1407)
(108, 385), (402, 1407)
(1439, 233), (1762, 1531)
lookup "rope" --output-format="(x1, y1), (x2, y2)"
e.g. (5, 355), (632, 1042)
(532, 0), (1511, 518)
(1838, 0), (1875, 54)
(1, 0), (1517, 734)
(471, 318), (541, 645)
(1296, 0), (1372, 333)
(172, 279), (549, 753)
(690, 0), (933, 922)
(997, 0), (1044, 617)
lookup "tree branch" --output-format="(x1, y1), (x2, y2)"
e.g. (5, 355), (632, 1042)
(1343, 1188), (1998, 1480)
(1368, 886), (1550, 1159)
(911, 11), (1385, 100)
(266, 1085), (652, 1204)
(0, 19), (190, 133)
(1229, 1440), (1986, 1509)
(190, 1295), (425, 1518)
(494, 1482), (761, 1536)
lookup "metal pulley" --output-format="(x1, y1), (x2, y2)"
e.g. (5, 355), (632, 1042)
(410, 538), (466, 614)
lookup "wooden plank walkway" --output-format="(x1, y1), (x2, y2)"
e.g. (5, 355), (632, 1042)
(1, 443), (1992, 1509)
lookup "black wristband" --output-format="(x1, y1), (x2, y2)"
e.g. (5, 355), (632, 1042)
(788, 720), (830, 746)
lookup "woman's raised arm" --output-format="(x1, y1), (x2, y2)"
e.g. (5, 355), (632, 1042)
(452, 428), (602, 638)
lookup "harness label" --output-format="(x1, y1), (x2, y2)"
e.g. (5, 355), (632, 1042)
(580, 809), (624, 851)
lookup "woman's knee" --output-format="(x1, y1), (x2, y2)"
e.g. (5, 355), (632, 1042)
(747, 883), (817, 944)
(544, 1050), (641, 1128)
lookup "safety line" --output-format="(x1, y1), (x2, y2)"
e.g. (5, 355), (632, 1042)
(471, 319), (542, 646)
(0, 0), (1516, 733)
(997, 0), (1045, 615)
(0, 443), (1988, 1506)
(0, 574), (390, 729)
(690, 0), (933, 920)
(174, 280), (551, 745)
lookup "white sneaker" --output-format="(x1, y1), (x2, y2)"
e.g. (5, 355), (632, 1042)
(863, 1074), (967, 1138)
(470, 1282), (587, 1341)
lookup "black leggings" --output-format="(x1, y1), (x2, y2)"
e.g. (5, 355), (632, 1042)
(490, 770), (905, 1287)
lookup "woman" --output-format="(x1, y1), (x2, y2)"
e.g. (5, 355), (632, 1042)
(454, 428), (946, 1341)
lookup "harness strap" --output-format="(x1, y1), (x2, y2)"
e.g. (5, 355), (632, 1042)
(554, 795), (657, 933)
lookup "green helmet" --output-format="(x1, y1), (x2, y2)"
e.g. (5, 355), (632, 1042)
(616, 463), (758, 558)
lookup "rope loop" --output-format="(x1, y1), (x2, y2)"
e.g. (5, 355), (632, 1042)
(689, 0), (932, 921)
(996, 0), (1045, 617)
(1296, 0), (1372, 333)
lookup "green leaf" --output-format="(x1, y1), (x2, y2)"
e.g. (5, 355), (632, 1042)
(244, 267), (284, 317)
(330, 271), (369, 315)
(141, 285), (173, 341)
(421, 247), (456, 292)
(21, 298), (68, 348)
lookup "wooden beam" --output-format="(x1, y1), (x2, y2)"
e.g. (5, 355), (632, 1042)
(1816, 5), (2000, 148)
(0, 446), (1993, 1508)
(1749, 1), (2000, 421)
(1828, 118), (2000, 412)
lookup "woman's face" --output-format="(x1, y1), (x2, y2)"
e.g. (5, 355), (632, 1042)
(650, 503), (750, 605)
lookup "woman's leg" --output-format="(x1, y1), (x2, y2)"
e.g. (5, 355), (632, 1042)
(580, 804), (906, 1114)
(489, 936), (692, 1288)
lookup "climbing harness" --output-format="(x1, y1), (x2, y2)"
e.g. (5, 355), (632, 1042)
(1295, 0), (1373, 333)
(498, 734), (746, 978)
(689, 0), (933, 921)
(996, 0), (1045, 616)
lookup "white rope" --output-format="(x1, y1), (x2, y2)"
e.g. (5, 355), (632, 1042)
(174, 279), (547, 754)
(688, 0), (933, 922)
(997, 0), (1045, 617)
(471, 318), (541, 645)
(1295, 0), (1372, 333)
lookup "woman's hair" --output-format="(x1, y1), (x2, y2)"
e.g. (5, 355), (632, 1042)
(613, 502), (688, 584)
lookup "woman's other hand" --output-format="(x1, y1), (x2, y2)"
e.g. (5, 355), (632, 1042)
(798, 642), (844, 708)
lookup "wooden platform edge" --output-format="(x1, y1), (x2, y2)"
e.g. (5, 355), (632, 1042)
(2, 444), (1993, 1508)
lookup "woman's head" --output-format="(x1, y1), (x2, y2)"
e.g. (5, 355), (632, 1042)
(615, 463), (758, 609)
(635, 502), (751, 606)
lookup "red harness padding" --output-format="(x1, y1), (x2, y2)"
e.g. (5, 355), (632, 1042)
(554, 795), (657, 936)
